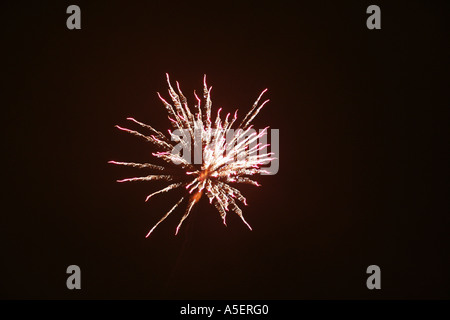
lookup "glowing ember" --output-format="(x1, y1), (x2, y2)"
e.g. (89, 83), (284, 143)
(109, 74), (275, 237)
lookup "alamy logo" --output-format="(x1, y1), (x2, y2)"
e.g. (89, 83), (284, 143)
(169, 127), (279, 175)
(366, 265), (381, 289)
(66, 265), (81, 290)
(66, 5), (81, 30)
(366, 5), (381, 30)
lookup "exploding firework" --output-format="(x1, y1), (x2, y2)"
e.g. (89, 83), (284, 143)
(109, 74), (275, 237)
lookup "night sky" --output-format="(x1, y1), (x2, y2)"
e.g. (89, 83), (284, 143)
(2, 1), (448, 299)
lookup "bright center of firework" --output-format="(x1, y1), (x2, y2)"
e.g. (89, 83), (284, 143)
(109, 74), (274, 237)
(198, 168), (210, 182)
(189, 169), (209, 203)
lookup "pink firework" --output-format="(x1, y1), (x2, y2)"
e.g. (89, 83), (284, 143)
(109, 74), (274, 237)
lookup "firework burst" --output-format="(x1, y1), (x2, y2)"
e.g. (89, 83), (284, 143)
(109, 74), (275, 237)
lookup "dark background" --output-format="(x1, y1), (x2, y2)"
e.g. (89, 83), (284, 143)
(1, 1), (448, 299)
